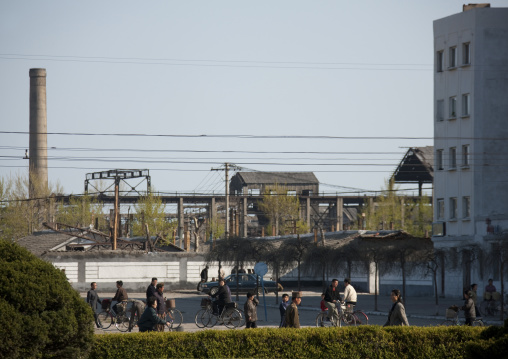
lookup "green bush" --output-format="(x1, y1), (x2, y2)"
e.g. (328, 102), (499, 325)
(465, 319), (508, 358)
(0, 239), (94, 358)
(90, 326), (486, 359)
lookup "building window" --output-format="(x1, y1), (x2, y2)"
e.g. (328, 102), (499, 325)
(449, 96), (457, 118)
(287, 190), (296, 196)
(462, 196), (471, 218)
(449, 46), (457, 68)
(436, 149), (444, 170)
(462, 42), (471, 65)
(436, 100), (444, 121)
(449, 147), (457, 169)
(462, 93), (470, 116)
(437, 50), (444, 72)
(450, 197), (457, 219)
(437, 199), (445, 220)
(250, 189), (260, 196)
(462, 144), (470, 167)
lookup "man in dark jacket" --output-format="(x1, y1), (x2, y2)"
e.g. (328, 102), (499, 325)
(154, 283), (167, 331)
(322, 279), (341, 323)
(138, 296), (169, 332)
(146, 277), (157, 301)
(211, 278), (231, 315)
(86, 282), (101, 328)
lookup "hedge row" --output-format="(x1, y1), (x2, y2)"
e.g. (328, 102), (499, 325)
(90, 325), (506, 359)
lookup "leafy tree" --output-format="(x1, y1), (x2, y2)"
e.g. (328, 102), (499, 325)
(55, 193), (106, 229)
(0, 172), (62, 240)
(132, 190), (176, 245)
(362, 178), (432, 236)
(0, 239), (94, 358)
(258, 184), (308, 236)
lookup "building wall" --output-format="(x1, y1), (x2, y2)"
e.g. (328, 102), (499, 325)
(432, 6), (508, 295)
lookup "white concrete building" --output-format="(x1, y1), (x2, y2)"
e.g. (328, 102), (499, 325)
(432, 4), (508, 295)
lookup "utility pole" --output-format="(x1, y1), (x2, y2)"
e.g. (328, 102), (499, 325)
(212, 162), (241, 239)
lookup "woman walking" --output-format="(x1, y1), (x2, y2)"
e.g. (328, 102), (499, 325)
(384, 289), (409, 326)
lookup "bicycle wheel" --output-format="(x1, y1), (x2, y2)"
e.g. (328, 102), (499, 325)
(97, 311), (113, 329)
(236, 309), (246, 327)
(167, 309), (183, 329)
(223, 308), (243, 329)
(439, 320), (455, 326)
(116, 312), (131, 332)
(201, 309), (217, 328)
(194, 309), (207, 328)
(353, 311), (369, 325)
(316, 312), (335, 327)
(480, 301), (490, 316)
(473, 319), (485, 327)
(340, 313), (356, 326)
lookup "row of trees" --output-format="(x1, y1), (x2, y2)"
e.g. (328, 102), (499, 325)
(205, 233), (508, 321)
(205, 234), (434, 309)
(0, 172), (177, 244)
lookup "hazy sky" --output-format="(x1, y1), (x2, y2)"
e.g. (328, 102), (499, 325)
(2, 1), (506, 197)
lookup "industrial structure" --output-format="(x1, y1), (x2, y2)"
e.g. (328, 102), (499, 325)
(28, 68), (48, 195)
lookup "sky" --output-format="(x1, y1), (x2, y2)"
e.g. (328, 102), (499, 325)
(2, 1), (507, 197)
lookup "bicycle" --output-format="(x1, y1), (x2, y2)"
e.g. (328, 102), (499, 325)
(97, 299), (132, 332)
(316, 302), (356, 327)
(164, 299), (183, 330)
(440, 306), (484, 327)
(195, 297), (243, 329)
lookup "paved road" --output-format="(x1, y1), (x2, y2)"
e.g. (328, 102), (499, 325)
(83, 288), (503, 334)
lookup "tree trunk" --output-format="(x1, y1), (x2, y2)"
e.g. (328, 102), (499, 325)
(374, 262), (379, 312)
(297, 260), (301, 291)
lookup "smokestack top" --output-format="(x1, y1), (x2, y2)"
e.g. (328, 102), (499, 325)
(29, 68), (46, 77)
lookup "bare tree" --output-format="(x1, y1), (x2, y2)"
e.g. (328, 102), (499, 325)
(279, 235), (313, 291)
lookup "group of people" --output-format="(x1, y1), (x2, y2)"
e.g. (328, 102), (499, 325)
(86, 277), (174, 332)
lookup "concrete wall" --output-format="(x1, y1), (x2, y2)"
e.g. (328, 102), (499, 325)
(44, 252), (433, 296)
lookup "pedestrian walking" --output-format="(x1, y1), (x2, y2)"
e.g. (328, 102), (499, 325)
(462, 290), (476, 326)
(283, 291), (302, 328)
(279, 293), (290, 327)
(146, 277), (157, 301)
(86, 282), (101, 328)
(128, 299), (145, 332)
(384, 289), (409, 326)
(244, 292), (259, 328)
(154, 283), (167, 331)
(198, 266), (209, 290)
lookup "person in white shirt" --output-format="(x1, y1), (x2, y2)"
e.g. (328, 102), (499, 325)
(343, 278), (357, 306)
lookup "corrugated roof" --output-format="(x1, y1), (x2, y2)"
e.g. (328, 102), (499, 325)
(234, 172), (319, 185)
(16, 231), (76, 257)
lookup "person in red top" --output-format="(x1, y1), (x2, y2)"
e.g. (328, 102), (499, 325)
(322, 279), (341, 323)
(320, 294), (327, 311)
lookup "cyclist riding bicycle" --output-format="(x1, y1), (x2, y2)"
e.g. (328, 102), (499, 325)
(323, 279), (341, 322)
(210, 278), (231, 315)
